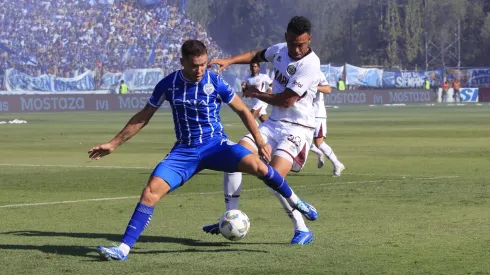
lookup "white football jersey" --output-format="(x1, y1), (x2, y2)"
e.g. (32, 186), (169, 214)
(264, 43), (321, 128)
(245, 73), (273, 93)
(313, 72), (329, 118)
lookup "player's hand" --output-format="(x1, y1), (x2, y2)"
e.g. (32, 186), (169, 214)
(208, 58), (231, 73)
(88, 143), (116, 160)
(243, 85), (260, 98)
(257, 143), (272, 163)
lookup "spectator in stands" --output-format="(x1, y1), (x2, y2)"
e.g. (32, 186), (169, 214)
(337, 77), (345, 91)
(424, 78), (430, 90)
(442, 81), (449, 103)
(452, 79), (461, 102)
(0, 0), (226, 77)
(119, 80), (129, 94)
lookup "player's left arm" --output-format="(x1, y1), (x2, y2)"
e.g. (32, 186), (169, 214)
(265, 75), (273, 94)
(244, 87), (299, 108)
(244, 63), (319, 108)
(317, 85), (332, 94)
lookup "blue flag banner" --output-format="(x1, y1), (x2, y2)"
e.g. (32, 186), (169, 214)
(6, 69), (94, 92)
(121, 68), (164, 91)
(467, 68), (490, 88)
(382, 71), (396, 88)
(346, 65), (383, 88)
(320, 64), (343, 87)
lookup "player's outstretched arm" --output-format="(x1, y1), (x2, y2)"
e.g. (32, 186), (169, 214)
(209, 49), (266, 73)
(317, 85), (332, 94)
(243, 85), (299, 108)
(88, 104), (158, 160)
(228, 95), (272, 162)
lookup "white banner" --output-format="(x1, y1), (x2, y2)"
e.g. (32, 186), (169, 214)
(320, 64), (344, 88)
(346, 65), (383, 88)
(6, 69), (95, 93)
(121, 68), (164, 91)
(100, 72), (123, 90)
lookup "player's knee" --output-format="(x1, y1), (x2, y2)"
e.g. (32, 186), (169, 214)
(314, 139), (323, 147)
(255, 161), (269, 177)
(140, 177), (171, 206)
(238, 155), (267, 177)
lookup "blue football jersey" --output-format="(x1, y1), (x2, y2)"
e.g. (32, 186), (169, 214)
(148, 70), (236, 145)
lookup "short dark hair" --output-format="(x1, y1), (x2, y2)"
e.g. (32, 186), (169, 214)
(181, 40), (207, 58)
(287, 16), (312, 35)
(250, 62), (260, 67)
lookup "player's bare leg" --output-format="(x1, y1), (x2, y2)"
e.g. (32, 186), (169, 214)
(97, 176), (171, 260)
(309, 143), (325, 168)
(313, 137), (345, 177)
(238, 140), (315, 244)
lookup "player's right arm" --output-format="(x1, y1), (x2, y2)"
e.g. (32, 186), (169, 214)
(88, 80), (166, 160)
(88, 104), (158, 160)
(209, 50), (265, 73)
(209, 43), (287, 73)
(317, 72), (331, 94)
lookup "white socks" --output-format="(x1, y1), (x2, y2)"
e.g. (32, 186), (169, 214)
(224, 172), (242, 210)
(223, 172), (308, 232)
(309, 144), (322, 157)
(319, 142), (341, 167)
(268, 188), (308, 232)
(119, 243), (130, 256)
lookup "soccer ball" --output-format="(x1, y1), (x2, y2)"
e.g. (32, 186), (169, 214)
(219, 209), (250, 241)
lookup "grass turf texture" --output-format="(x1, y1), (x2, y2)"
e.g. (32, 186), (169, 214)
(0, 105), (489, 274)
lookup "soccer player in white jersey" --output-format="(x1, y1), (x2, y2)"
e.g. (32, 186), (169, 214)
(242, 62), (273, 122)
(309, 72), (345, 176)
(89, 40), (317, 261)
(204, 16), (321, 245)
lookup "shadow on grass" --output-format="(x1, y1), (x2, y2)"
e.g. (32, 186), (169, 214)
(0, 244), (99, 259)
(3, 230), (283, 246)
(0, 244), (269, 260)
(1, 231), (281, 258)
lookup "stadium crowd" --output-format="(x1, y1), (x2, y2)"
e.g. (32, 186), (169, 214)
(0, 0), (225, 81)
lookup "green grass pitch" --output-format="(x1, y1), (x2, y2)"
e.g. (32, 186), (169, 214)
(0, 105), (489, 274)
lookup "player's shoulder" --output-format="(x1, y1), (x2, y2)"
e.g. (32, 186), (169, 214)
(206, 70), (220, 84)
(300, 50), (321, 66)
(265, 43), (287, 60)
(206, 71), (231, 87)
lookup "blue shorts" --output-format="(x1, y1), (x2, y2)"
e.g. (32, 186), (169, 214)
(151, 137), (252, 192)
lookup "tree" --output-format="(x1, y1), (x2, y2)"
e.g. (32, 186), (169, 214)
(383, 0), (402, 66)
(403, 0), (424, 65)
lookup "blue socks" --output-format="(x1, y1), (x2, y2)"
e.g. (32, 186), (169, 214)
(121, 202), (154, 248)
(258, 164), (293, 198)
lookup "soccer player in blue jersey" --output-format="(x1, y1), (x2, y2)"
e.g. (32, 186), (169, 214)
(89, 40), (318, 261)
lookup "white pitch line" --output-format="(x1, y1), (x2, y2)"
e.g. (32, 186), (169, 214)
(0, 175), (458, 209)
(0, 163), (151, 170)
(0, 196), (139, 208)
(0, 163), (421, 177)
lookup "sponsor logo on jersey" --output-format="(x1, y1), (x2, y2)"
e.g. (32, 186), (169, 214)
(174, 98), (208, 106)
(274, 69), (289, 86)
(287, 64), (297, 75)
(203, 83), (215, 95)
(293, 80), (303, 88)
